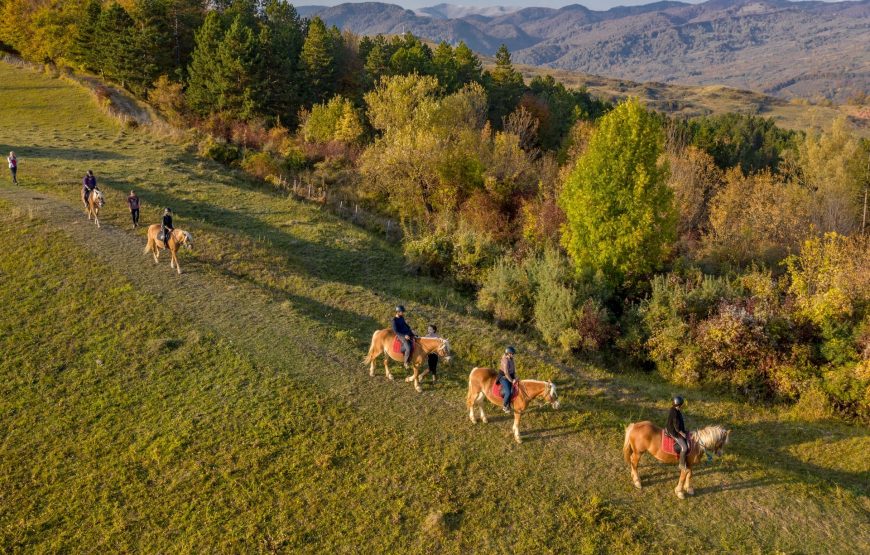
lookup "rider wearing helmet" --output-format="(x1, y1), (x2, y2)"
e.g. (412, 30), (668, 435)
(82, 170), (98, 204)
(161, 208), (174, 246)
(391, 305), (415, 368)
(667, 396), (689, 470)
(498, 346), (517, 413)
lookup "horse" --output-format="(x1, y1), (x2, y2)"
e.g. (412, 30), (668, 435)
(363, 329), (452, 393)
(623, 421), (731, 499)
(81, 188), (105, 227)
(144, 224), (193, 274)
(465, 367), (560, 444)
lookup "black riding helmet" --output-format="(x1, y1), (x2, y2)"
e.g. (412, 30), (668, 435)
(505, 346), (516, 355)
(164, 207), (172, 215)
(395, 305), (405, 313)
(673, 396), (685, 407)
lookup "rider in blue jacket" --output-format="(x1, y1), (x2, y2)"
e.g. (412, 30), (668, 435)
(391, 305), (415, 368)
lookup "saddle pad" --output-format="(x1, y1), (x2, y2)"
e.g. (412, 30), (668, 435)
(392, 336), (413, 355)
(491, 380), (519, 403)
(661, 432), (693, 456)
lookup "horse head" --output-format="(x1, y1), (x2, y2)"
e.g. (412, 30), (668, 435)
(180, 230), (193, 250)
(544, 381), (560, 409)
(94, 190), (105, 207)
(436, 338), (452, 363)
(696, 425), (731, 457)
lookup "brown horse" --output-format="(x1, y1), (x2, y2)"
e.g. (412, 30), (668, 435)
(465, 367), (560, 443)
(623, 421), (731, 499)
(144, 224), (193, 274)
(81, 188), (105, 227)
(363, 330), (452, 393)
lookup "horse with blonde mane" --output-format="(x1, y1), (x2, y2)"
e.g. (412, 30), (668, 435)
(623, 421), (731, 499)
(363, 329), (452, 392)
(466, 367), (560, 443)
(144, 224), (193, 274)
(81, 188), (105, 227)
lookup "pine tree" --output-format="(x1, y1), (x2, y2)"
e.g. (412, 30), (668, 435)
(260, 0), (304, 124)
(186, 11), (224, 115)
(301, 17), (336, 105)
(214, 15), (263, 120)
(559, 98), (676, 288)
(485, 45), (524, 127)
(454, 42), (482, 88)
(95, 3), (139, 89)
(70, 0), (102, 71)
(129, 0), (174, 94)
(432, 42), (458, 92)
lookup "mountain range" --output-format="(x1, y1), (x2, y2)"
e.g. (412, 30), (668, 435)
(297, 1), (870, 102)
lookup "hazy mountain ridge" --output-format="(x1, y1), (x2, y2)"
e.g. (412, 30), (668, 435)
(299, 0), (870, 101)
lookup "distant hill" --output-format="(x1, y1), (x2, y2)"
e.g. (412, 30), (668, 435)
(299, 0), (870, 102)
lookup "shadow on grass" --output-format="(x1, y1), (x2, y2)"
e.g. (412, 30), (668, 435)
(10, 144), (130, 161)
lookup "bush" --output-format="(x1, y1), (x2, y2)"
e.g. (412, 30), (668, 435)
(197, 135), (241, 165)
(148, 75), (186, 125)
(476, 256), (533, 327)
(241, 151), (282, 182)
(302, 95), (365, 145)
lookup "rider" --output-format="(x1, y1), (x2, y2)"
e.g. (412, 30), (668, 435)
(391, 305), (415, 368)
(161, 207), (174, 246)
(667, 396), (689, 470)
(498, 346), (517, 413)
(82, 170), (98, 204)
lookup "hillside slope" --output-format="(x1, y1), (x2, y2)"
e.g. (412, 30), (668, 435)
(301, 0), (870, 102)
(1, 63), (868, 552)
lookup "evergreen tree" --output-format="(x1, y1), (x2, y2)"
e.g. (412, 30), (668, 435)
(362, 36), (391, 87)
(432, 42), (458, 92)
(186, 11), (224, 115)
(130, 0), (174, 94)
(485, 45), (524, 128)
(301, 17), (336, 105)
(214, 15), (263, 120)
(388, 34), (432, 76)
(260, 0), (304, 124)
(454, 41), (482, 87)
(70, 0), (102, 71)
(95, 3), (139, 89)
(165, 0), (207, 79)
(559, 99), (676, 288)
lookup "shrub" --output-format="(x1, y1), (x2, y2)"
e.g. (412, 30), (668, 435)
(241, 151), (282, 182)
(476, 255), (533, 326)
(197, 135), (241, 165)
(148, 75), (186, 125)
(303, 95), (365, 145)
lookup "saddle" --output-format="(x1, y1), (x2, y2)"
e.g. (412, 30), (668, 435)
(661, 431), (693, 456)
(158, 231), (172, 244)
(391, 335), (414, 355)
(491, 380), (519, 403)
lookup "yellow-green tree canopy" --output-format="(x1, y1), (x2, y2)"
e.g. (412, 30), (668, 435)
(559, 98), (676, 288)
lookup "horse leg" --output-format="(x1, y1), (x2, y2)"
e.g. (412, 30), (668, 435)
(477, 393), (487, 424)
(675, 469), (687, 499)
(383, 353), (393, 381)
(684, 467), (694, 496)
(94, 212), (100, 228)
(631, 452), (642, 490)
(413, 364), (422, 393)
(512, 412), (522, 444)
(466, 386), (478, 423)
(369, 352), (377, 377)
(173, 251), (182, 274)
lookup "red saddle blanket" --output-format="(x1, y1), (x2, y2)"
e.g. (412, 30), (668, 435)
(661, 432), (693, 456)
(491, 380), (519, 402)
(391, 336), (414, 355)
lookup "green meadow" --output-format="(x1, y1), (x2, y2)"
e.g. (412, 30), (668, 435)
(0, 63), (867, 553)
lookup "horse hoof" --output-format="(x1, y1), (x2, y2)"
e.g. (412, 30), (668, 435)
(415, 385), (422, 393)
(369, 370), (374, 377)
(676, 490), (685, 500)
(404, 375), (415, 383)
(633, 481), (642, 490)
(386, 374), (394, 381)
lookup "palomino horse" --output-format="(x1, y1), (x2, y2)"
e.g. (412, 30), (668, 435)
(465, 367), (560, 443)
(363, 329), (451, 393)
(81, 189), (105, 227)
(623, 421), (731, 499)
(144, 224), (193, 274)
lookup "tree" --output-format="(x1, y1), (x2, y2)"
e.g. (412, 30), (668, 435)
(129, 0), (175, 94)
(559, 98), (676, 288)
(432, 42), (459, 92)
(689, 113), (797, 173)
(301, 17), (336, 105)
(259, 0), (304, 124)
(485, 45), (525, 128)
(94, 3), (139, 89)
(213, 15), (263, 120)
(453, 42), (483, 88)
(70, 0), (102, 71)
(186, 11), (224, 115)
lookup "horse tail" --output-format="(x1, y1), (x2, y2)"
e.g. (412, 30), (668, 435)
(363, 331), (380, 365)
(144, 233), (153, 254)
(623, 423), (635, 463)
(466, 368), (481, 408)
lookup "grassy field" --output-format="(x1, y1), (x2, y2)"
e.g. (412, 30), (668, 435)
(1, 62), (868, 553)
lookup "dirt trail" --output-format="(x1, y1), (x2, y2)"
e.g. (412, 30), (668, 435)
(2, 183), (867, 552)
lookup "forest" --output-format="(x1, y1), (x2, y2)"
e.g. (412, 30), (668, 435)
(1, 0), (868, 421)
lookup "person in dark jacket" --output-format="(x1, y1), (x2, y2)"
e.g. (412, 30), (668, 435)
(7, 151), (17, 185)
(127, 190), (140, 228)
(667, 396), (689, 469)
(82, 170), (97, 204)
(498, 346), (517, 413)
(424, 324), (440, 380)
(391, 305), (415, 368)
(161, 207), (174, 246)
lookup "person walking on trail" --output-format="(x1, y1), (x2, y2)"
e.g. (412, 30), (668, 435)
(498, 346), (518, 413)
(391, 305), (415, 369)
(127, 190), (140, 228)
(161, 207), (174, 246)
(7, 151), (17, 185)
(667, 396), (689, 470)
(424, 324), (441, 380)
(82, 170), (98, 204)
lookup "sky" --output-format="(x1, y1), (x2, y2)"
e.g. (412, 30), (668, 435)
(299, 0), (835, 11)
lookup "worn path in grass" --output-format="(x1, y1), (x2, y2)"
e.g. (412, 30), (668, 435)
(1, 62), (868, 553)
